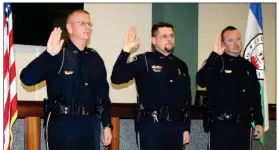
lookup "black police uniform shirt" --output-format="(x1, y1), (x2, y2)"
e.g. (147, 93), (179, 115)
(196, 51), (263, 126)
(111, 50), (191, 131)
(20, 40), (111, 127)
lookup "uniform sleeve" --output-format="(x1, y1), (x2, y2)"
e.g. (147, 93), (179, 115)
(98, 56), (112, 128)
(249, 64), (264, 126)
(196, 51), (223, 88)
(182, 63), (192, 132)
(20, 50), (56, 86)
(110, 50), (138, 84)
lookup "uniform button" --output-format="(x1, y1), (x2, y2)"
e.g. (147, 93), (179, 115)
(170, 80), (174, 83)
(85, 82), (88, 86)
(242, 89), (245, 92)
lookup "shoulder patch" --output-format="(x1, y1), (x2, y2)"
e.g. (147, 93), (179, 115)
(127, 52), (150, 63)
(127, 56), (137, 63)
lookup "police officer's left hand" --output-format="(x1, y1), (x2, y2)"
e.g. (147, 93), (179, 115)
(183, 131), (190, 145)
(102, 127), (112, 146)
(254, 125), (264, 139)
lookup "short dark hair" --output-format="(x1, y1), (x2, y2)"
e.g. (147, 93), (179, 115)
(151, 22), (174, 37)
(221, 26), (237, 41)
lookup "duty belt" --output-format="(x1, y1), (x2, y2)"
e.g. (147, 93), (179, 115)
(215, 112), (253, 124)
(139, 107), (189, 123)
(52, 103), (102, 116)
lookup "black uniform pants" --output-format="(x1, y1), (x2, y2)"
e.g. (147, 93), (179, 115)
(46, 113), (101, 150)
(210, 120), (253, 150)
(139, 118), (185, 150)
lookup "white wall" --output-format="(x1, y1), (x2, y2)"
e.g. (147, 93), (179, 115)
(198, 3), (276, 104)
(84, 3), (152, 103)
(15, 44), (47, 101)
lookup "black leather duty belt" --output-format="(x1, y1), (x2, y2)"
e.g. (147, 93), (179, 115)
(51, 104), (101, 116)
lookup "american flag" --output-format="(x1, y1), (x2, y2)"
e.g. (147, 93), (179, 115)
(4, 3), (18, 150)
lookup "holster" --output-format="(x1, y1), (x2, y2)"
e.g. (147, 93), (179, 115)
(43, 98), (50, 127)
(96, 99), (104, 118)
(202, 107), (215, 133)
(180, 105), (190, 122)
(135, 97), (145, 147)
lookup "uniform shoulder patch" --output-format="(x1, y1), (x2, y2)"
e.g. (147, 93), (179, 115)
(127, 52), (149, 63)
(127, 55), (138, 63)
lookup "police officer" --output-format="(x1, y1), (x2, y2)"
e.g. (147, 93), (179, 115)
(20, 10), (112, 150)
(196, 26), (264, 150)
(111, 22), (191, 150)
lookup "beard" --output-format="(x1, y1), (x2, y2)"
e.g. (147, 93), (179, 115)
(164, 44), (174, 53)
(165, 47), (173, 53)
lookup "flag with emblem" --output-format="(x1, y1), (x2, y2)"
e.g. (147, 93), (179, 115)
(4, 3), (18, 150)
(243, 3), (269, 144)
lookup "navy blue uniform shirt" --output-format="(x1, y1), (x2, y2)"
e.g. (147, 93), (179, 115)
(20, 41), (111, 127)
(196, 51), (263, 126)
(111, 50), (191, 131)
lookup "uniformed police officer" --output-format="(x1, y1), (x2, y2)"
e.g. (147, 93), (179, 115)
(196, 26), (264, 150)
(111, 22), (191, 150)
(20, 10), (112, 150)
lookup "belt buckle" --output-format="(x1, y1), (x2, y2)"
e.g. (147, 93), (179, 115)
(224, 113), (232, 120)
(82, 107), (89, 115)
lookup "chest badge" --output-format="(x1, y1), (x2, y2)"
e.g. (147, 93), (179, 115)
(64, 70), (73, 75)
(152, 65), (163, 72)
(224, 70), (232, 74)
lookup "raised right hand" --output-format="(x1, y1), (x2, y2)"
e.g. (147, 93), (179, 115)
(47, 27), (64, 56)
(123, 26), (140, 53)
(213, 34), (225, 55)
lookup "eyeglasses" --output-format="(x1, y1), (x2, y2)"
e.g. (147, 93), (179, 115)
(68, 21), (93, 27)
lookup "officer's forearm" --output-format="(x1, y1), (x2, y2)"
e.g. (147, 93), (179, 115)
(111, 50), (134, 84)
(102, 98), (112, 127)
(196, 51), (223, 87)
(250, 66), (264, 126)
(254, 111), (264, 126)
(183, 120), (191, 133)
(253, 91), (264, 126)
(100, 74), (112, 127)
(20, 50), (55, 86)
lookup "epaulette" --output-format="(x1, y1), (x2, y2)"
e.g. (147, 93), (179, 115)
(87, 47), (98, 53)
